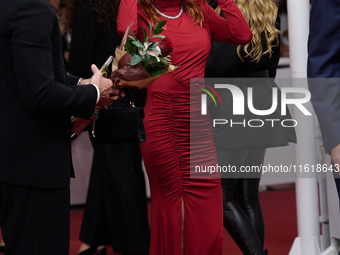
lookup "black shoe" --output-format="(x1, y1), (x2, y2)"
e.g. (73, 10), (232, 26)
(0, 245), (5, 253)
(264, 249), (268, 255)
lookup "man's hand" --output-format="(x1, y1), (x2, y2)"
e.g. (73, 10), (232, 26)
(331, 144), (340, 175)
(89, 64), (120, 108)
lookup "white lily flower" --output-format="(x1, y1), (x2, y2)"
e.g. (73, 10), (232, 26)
(148, 46), (161, 62)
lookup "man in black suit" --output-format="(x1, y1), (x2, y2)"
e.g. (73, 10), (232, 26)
(0, 0), (121, 254)
(308, 0), (340, 224)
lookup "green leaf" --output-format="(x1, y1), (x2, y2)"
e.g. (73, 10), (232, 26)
(148, 47), (160, 55)
(150, 35), (165, 39)
(148, 41), (159, 49)
(153, 20), (167, 34)
(142, 27), (148, 42)
(124, 40), (132, 52)
(149, 41), (159, 46)
(131, 54), (143, 66)
(150, 56), (159, 63)
(128, 35), (136, 41)
(132, 40), (145, 48)
(153, 27), (163, 35)
(144, 52), (150, 68)
(149, 21), (153, 36)
(160, 59), (171, 64)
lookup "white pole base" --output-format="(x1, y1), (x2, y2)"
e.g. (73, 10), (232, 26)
(289, 237), (339, 255)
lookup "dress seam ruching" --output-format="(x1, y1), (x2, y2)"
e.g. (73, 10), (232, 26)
(170, 94), (185, 196)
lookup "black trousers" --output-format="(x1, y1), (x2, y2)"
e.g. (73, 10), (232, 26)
(80, 141), (150, 254)
(0, 183), (70, 255)
(217, 148), (266, 255)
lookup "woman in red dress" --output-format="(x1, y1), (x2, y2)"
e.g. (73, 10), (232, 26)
(117, 1), (251, 254)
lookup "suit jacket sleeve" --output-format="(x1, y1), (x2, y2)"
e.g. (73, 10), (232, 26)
(68, 74), (81, 85)
(10, 0), (97, 119)
(307, 0), (340, 154)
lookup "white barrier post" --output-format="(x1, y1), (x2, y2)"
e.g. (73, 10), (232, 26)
(287, 0), (321, 254)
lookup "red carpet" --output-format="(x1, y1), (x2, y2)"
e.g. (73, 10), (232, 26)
(70, 188), (297, 255)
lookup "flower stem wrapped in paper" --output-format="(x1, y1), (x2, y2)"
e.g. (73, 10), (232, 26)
(110, 20), (177, 89)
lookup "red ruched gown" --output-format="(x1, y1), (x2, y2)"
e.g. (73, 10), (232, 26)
(117, 1), (252, 254)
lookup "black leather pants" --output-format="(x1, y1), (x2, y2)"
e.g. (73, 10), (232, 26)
(217, 148), (266, 255)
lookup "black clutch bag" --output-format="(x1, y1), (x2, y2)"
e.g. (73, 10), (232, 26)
(92, 89), (146, 144)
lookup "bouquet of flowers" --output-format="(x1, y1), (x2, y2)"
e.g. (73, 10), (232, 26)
(110, 20), (176, 89)
(71, 20), (176, 137)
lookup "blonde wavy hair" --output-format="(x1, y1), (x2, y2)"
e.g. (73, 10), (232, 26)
(138, 0), (205, 26)
(217, 0), (280, 62)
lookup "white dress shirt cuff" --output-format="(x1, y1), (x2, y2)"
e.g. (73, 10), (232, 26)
(90, 83), (100, 103)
